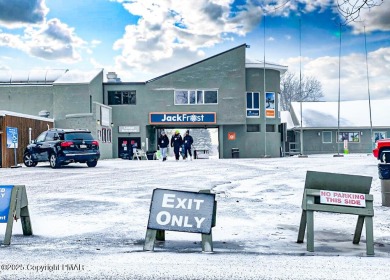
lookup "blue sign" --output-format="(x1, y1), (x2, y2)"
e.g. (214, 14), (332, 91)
(247, 109), (260, 117)
(149, 112), (216, 124)
(0, 186), (13, 223)
(6, 127), (18, 148)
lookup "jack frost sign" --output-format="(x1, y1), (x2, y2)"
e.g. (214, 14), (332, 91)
(147, 189), (215, 234)
(149, 112), (216, 124)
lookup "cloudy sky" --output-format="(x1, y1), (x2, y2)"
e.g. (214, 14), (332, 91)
(0, 0), (389, 101)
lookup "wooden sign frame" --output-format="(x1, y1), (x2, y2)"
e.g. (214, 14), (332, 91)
(297, 171), (374, 256)
(143, 189), (217, 252)
(1, 185), (33, 245)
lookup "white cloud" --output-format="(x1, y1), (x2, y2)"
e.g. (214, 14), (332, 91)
(0, 0), (48, 28)
(0, 0), (89, 63)
(280, 47), (390, 101)
(0, 33), (27, 51)
(112, 0), (262, 76)
(0, 18), (87, 63)
(26, 19), (86, 62)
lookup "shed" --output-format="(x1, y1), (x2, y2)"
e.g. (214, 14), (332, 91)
(0, 111), (54, 168)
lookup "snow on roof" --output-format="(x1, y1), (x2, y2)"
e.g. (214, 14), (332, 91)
(290, 99), (390, 129)
(0, 69), (68, 84)
(245, 59), (288, 74)
(53, 69), (103, 85)
(280, 111), (295, 129)
(0, 110), (54, 122)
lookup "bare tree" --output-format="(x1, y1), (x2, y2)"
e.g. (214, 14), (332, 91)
(267, 0), (383, 23)
(337, 0), (383, 23)
(280, 71), (323, 111)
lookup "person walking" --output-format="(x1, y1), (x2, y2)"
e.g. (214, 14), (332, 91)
(183, 130), (194, 160)
(157, 130), (169, 161)
(171, 130), (183, 161)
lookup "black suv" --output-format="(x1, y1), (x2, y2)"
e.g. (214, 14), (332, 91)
(23, 128), (100, 168)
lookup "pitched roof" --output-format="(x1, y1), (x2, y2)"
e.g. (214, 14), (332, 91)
(290, 99), (390, 129)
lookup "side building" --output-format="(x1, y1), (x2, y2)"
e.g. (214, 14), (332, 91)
(0, 69), (113, 164)
(287, 100), (390, 155)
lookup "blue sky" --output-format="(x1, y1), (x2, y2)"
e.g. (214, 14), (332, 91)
(0, 0), (389, 101)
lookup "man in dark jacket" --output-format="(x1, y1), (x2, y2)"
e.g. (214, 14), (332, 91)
(157, 130), (169, 161)
(171, 130), (183, 161)
(183, 130), (194, 160)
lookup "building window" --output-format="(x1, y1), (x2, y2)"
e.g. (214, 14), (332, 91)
(107, 129), (112, 143)
(337, 132), (360, 143)
(174, 89), (218, 105)
(108, 91), (136, 105)
(266, 124), (275, 132)
(247, 124), (260, 132)
(246, 92), (260, 117)
(102, 128), (106, 143)
(374, 131), (386, 142)
(322, 131), (332, 143)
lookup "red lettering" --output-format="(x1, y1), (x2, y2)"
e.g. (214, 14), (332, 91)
(344, 199), (361, 205)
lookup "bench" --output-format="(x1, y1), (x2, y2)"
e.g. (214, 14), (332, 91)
(297, 171), (374, 256)
(132, 149), (148, 160)
(194, 149), (209, 159)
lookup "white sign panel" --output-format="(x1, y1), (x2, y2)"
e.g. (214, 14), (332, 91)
(147, 189), (215, 234)
(119, 126), (140, 133)
(320, 190), (366, 208)
(101, 107), (110, 127)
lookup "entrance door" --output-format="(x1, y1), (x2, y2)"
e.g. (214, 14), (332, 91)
(118, 137), (141, 159)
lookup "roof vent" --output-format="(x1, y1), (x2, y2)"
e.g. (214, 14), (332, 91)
(106, 72), (121, 83)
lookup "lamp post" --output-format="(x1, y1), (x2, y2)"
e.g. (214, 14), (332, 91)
(263, 14), (269, 158)
(364, 25), (374, 151)
(334, 23), (344, 157)
(298, 18), (307, 158)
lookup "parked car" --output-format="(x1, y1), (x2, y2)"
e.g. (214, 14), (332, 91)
(23, 128), (100, 168)
(373, 138), (390, 163)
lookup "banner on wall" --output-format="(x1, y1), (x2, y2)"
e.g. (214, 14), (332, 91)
(265, 92), (275, 118)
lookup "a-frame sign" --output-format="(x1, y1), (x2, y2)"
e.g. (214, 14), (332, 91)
(0, 185), (33, 245)
(297, 171), (374, 256)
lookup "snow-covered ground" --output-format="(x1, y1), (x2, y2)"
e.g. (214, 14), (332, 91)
(1, 154), (390, 279)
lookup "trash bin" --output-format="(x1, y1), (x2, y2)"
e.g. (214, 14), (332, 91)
(232, 148), (239, 158)
(378, 163), (390, 206)
(146, 151), (156, 160)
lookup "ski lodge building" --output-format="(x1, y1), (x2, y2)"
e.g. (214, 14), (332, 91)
(0, 44), (288, 164)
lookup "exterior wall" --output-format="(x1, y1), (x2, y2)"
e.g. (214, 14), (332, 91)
(62, 102), (113, 159)
(53, 72), (104, 122)
(245, 68), (282, 157)
(0, 114), (54, 168)
(0, 85), (54, 117)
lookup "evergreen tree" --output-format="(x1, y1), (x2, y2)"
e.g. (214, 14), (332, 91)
(190, 128), (212, 154)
